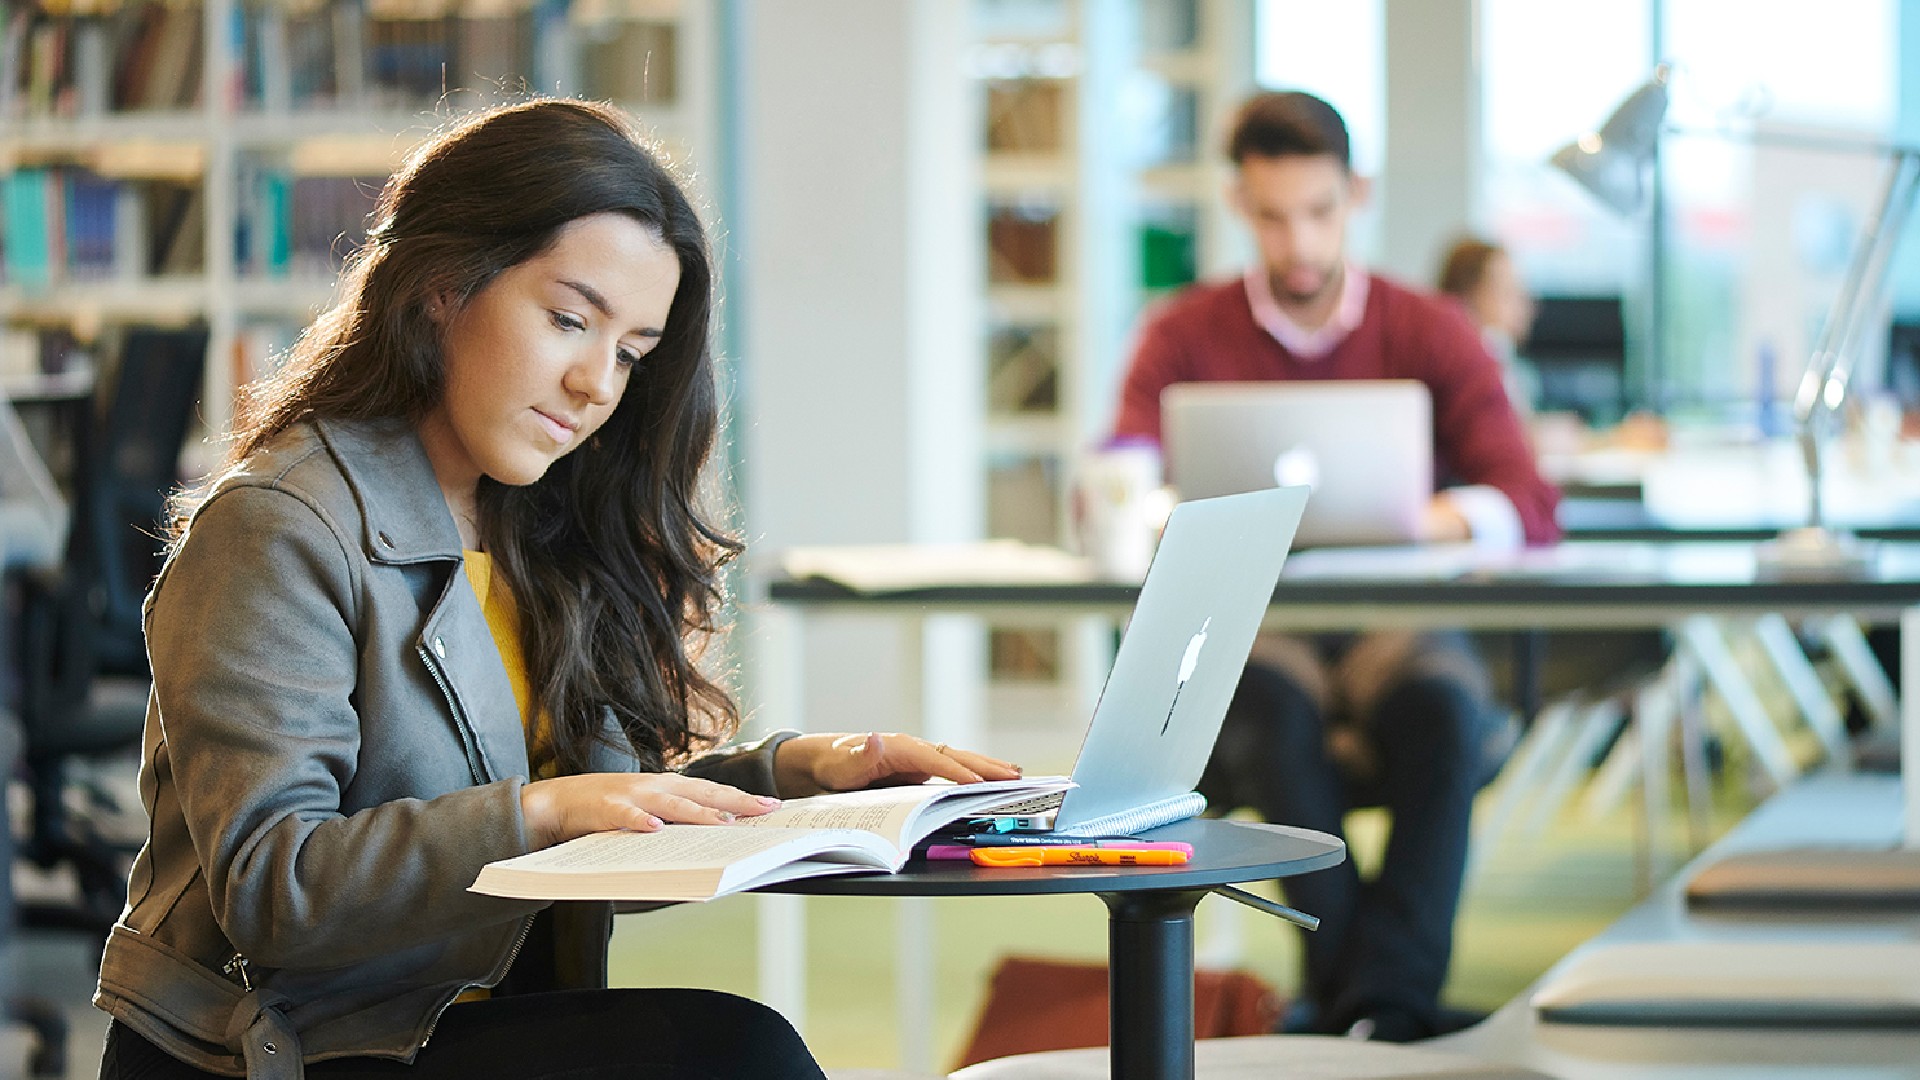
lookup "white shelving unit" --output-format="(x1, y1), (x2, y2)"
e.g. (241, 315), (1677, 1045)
(977, 0), (1255, 543)
(972, 0), (1254, 720)
(1, 0), (711, 458)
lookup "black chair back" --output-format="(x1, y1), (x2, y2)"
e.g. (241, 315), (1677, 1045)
(64, 326), (208, 679)
(21, 325), (206, 746)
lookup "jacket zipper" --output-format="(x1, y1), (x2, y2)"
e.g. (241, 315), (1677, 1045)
(412, 581), (530, 1052)
(418, 642), (489, 783)
(417, 915), (535, 1049)
(224, 953), (253, 992)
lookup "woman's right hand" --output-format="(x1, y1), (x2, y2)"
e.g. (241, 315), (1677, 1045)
(519, 773), (783, 849)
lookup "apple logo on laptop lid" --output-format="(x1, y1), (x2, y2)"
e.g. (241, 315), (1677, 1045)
(1161, 617), (1210, 736)
(1272, 445), (1319, 490)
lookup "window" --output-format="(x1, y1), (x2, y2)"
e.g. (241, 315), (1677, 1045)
(1478, 0), (1899, 416)
(1254, 0), (1385, 261)
(1480, 0), (1654, 296)
(1657, 0), (1897, 414)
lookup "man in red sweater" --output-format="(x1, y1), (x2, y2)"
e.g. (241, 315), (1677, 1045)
(1114, 90), (1560, 1042)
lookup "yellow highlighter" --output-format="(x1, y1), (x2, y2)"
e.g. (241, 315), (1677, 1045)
(970, 846), (1191, 868)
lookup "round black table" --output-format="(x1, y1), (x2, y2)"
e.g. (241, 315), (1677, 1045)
(765, 818), (1346, 1080)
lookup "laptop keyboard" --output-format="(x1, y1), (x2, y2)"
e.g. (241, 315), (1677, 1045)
(983, 791), (1066, 815)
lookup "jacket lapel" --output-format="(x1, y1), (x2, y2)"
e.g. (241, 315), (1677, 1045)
(316, 418), (533, 784)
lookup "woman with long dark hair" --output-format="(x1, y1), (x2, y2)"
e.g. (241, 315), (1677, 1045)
(94, 98), (1017, 1079)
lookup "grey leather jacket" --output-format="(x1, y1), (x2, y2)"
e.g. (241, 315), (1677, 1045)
(93, 417), (793, 1078)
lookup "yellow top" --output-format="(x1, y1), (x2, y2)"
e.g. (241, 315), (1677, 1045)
(462, 550), (554, 778)
(458, 550), (552, 1003)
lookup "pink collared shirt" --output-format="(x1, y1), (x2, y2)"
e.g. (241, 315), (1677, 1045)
(1114, 273), (1562, 543)
(1243, 262), (1371, 360)
(1239, 262), (1523, 549)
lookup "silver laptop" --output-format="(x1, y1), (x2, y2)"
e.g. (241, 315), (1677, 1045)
(974, 485), (1308, 834)
(1162, 380), (1432, 548)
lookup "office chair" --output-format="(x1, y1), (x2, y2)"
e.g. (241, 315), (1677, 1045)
(14, 325), (208, 935)
(3, 709), (70, 1078)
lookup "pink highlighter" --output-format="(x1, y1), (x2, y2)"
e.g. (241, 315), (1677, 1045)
(923, 840), (1194, 861)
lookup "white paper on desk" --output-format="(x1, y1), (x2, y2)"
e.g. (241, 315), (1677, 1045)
(1538, 447), (1661, 487)
(1492, 542), (1673, 579)
(780, 541), (1095, 592)
(1281, 544), (1483, 581)
(1280, 541), (1771, 585)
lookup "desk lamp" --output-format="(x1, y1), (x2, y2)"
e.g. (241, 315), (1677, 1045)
(1552, 65), (1920, 576)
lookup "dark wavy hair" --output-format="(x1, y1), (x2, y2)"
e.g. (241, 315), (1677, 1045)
(176, 98), (740, 773)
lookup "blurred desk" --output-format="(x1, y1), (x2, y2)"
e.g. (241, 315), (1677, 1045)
(761, 540), (1920, 839)
(1561, 496), (1920, 541)
(757, 543), (1920, 1069)
(766, 541), (1920, 629)
(1550, 438), (1920, 539)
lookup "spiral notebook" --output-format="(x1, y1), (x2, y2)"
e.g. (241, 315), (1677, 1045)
(966, 486), (1308, 836)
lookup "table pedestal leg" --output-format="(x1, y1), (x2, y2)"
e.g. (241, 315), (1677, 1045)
(1101, 889), (1205, 1080)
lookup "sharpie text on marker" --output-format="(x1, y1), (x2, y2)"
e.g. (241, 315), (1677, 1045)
(969, 847), (1192, 868)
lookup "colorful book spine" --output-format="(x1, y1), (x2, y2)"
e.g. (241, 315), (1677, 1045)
(3, 168), (55, 288)
(64, 169), (121, 279)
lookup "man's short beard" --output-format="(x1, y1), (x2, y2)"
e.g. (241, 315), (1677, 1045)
(1274, 261), (1341, 307)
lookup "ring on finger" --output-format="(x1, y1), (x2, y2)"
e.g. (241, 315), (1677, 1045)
(934, 743), (950, 756)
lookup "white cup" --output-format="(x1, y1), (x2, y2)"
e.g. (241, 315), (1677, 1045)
(1076, 442), (1171, 581)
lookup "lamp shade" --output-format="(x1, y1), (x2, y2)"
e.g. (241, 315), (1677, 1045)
(1550, 66), (1672, 214)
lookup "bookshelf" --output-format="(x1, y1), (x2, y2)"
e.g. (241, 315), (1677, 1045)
(972, 0), (1253, 706)
(1, 0), (711, 469)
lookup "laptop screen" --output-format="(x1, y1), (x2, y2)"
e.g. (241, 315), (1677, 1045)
(1162, 380), (1431, 548)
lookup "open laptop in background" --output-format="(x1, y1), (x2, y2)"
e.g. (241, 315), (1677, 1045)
(1162, 380), (1431, 548)
(969, 485), (1308, 836)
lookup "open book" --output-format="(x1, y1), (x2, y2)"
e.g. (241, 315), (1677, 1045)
(470, 777), (1074, 903)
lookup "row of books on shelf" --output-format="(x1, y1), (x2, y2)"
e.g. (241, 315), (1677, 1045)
(241, 0), (678, 112)
(3, 0), (678, 120)
(0, 165), (378, 286)
(233, 162), (380, 277)
(974, 0), (1201, 52)
(2, 0), (203, 118)
(982, 76), (1197, 166)
(1, 167), (203, 284)
(985, 200), (1198, 289)
(0, 183), (1191, 291)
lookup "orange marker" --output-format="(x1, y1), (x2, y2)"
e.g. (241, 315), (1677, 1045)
(970, 846), (1191, 868)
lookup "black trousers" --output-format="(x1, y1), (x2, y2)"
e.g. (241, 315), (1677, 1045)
(1198, 630), (1508, 1039)
(100, 988), (827, 1080)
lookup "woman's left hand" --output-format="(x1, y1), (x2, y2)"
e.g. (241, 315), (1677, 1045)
(774, 732), (1022, 798)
